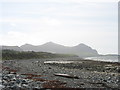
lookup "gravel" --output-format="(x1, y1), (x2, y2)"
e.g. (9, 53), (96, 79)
(1, 58), (120, 89)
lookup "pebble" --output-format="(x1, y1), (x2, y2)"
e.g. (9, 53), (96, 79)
(1, 59), (120, 89)
(1, 71), (44, 89)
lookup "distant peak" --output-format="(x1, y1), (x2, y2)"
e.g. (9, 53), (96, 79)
(44, 42), (56, 45)
(79, 43), (85, 45)
(42, 42), (65, 47)
(75, 43), (90, 48)
(47, 41), (54, 44)
(78, 43), (86, 46)
(21, 43), (33, 47)
(25, 43), (31, 45)
(24, 43), (30, 45)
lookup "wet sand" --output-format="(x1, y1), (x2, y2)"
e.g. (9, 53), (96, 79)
(1, 58), (120, 89)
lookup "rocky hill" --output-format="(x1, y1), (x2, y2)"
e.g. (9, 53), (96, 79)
(20, 42), (98, 57)
(1, 42), (99, 57)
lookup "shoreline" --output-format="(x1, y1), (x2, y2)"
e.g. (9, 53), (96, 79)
(1, 57), (120, 89)
(1, 56), (120, 63)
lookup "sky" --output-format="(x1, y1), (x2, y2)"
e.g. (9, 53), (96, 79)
(0, 0), (118, 54)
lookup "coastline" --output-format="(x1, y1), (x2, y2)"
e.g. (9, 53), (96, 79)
(1, 58), (120, 89)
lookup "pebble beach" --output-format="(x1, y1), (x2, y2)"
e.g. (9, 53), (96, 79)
(1, 58), (120, 89)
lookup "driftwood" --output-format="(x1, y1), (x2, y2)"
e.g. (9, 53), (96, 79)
(54, 73), (79, 79)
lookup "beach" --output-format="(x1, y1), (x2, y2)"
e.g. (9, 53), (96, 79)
(1, 58), (120, 89)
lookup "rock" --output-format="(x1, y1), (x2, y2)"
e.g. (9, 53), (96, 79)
(48, 67), (51, 69)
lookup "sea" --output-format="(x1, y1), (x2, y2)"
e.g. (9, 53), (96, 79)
(84, 55), (119, 63)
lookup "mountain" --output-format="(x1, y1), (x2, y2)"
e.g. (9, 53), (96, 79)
(1, 42), (99, 57)
(71, 43), (98, 57)
(20, 42), (99, 57)
(20, 44), (38, 51)
(2, 46), (22, 51)
(20, 42), (69, 53)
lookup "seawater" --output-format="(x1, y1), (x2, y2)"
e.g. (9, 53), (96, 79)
(84, 55), (119, 62)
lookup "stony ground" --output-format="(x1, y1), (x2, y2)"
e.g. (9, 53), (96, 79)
(1, 58), (120, 89)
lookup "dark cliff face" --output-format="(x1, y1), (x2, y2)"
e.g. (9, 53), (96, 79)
(1, 42), (99, 57)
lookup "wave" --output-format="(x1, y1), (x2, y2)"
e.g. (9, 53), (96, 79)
(84, 55), (119, 62)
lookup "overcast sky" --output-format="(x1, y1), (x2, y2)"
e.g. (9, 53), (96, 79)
(0, 0), (118, 54)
